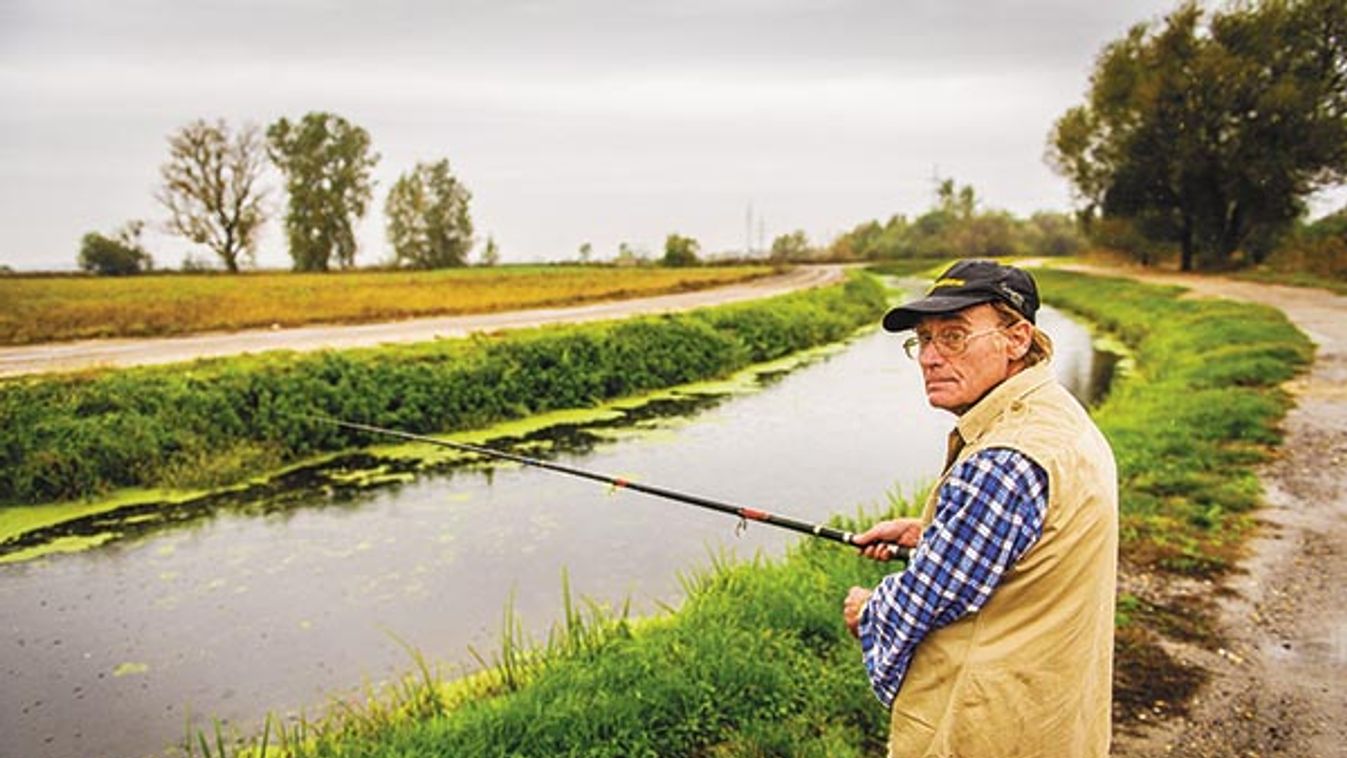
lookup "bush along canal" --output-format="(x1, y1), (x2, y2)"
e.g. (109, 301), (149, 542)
(0, 268), (1118, 758)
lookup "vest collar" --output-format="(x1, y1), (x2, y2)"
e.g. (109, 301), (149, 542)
(954, 362), (1055, 448)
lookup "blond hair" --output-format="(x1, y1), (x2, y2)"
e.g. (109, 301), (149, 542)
(991, 301), (1053, 367)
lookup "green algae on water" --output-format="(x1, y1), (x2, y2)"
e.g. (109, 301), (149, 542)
(0, 324), (872, 566)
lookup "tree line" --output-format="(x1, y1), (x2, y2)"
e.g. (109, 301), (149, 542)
(80, 112), (476, 275)
(825, 179), (1086, 262)
(76, 0), (1346, 277)
(827, 0), (1345, 275)
(1049, 0), (1346, 272)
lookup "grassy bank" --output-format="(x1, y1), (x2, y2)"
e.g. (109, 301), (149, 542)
(0, 275), (885, 509)
(1035, 270), (1312, 576)
(181, 269), (1310, 756)
(0, 265), (774, 345)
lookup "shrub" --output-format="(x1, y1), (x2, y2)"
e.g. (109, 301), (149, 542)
(78, 224), (153, 276)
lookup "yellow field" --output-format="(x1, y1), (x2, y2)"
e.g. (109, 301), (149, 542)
(0, 265), (775, 345)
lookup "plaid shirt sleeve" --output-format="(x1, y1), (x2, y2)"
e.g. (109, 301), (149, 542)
(857, 447), (1048, 708)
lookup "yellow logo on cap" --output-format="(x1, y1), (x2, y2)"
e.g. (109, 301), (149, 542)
(928, 277), (965, 292)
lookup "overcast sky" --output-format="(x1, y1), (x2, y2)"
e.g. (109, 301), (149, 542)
(6, 0), (1338, 271)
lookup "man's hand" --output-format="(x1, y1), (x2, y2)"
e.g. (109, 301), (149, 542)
(843, 586), (873, 639)
(853, 518), (923, 561)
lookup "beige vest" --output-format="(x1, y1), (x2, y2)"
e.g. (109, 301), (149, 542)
(888, 363), (1118, 758)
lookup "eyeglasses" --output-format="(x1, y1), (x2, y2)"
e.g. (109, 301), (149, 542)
(902, 327), (1004, 360)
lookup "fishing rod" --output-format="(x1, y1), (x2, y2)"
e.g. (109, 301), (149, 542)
(304, 415), (908, 560)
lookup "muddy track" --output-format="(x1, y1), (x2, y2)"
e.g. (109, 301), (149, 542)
(1064, 266), (1347, 758)
(0, 265), (845, 378)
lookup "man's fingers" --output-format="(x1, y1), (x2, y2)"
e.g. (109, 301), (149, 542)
(853, 527), (880, 546)
(860, 542), (904, 561)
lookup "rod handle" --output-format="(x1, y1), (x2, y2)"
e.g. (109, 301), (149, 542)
(847, 535), (910, 562)
(879, 542), (910, 561)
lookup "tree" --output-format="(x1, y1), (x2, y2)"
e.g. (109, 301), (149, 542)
(78, 221), (153, 275)
(770, 229), (811, 261)
(1049, 0), (1347, 271)
(936, 179), (977, 220)
(480, 235), (500, 266)
(578, 242), (593, 263)
(156, 119), (269, 273)
(267, 112), (379, 271)
(662, 233), (700, 267)
(384, 159), (473, 269)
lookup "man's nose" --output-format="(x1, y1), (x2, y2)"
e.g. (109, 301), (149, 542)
(918, 341), (944, 368)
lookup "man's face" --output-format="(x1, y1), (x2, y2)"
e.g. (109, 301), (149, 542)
(914, 304), (1022, 414)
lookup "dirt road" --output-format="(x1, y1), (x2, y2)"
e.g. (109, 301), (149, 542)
(0, 265), (844, 378)
(1066, 267), (1347, 757)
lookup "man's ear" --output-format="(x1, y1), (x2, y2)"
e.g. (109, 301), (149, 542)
(1007, 321), (1033, 361)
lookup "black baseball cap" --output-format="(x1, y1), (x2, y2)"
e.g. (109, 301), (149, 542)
(882, 259), (1040, 332)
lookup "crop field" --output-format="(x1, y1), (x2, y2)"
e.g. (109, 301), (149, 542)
(0, 265), (774, 345)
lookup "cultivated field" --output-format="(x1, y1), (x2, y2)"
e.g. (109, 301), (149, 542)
(0, 265), (774, 345)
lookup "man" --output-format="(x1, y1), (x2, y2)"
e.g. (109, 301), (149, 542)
(842, 259), (1118, 757)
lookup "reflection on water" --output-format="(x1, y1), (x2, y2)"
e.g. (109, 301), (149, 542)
(0, 307), (1116, 758)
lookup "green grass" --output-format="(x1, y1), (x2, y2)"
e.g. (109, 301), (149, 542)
(184, 269), (1311, 757)
(1036, 269), (1313, 574)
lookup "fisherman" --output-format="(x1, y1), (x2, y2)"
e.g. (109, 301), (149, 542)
(842, 259), (1118, 757)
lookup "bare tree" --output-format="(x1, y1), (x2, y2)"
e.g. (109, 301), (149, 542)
(157, 119), (269, 273)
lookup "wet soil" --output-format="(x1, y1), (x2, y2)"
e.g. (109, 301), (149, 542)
(1066, 265), (1347, 758)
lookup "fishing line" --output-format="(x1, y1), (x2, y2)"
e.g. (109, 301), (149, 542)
(302, 415), (908, 560)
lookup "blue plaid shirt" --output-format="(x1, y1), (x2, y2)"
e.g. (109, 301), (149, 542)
(858, 447), (1048, 708)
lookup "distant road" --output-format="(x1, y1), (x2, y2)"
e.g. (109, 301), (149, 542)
(0, 265), (847, 378)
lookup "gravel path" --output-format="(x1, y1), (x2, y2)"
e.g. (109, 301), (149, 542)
(0, 265), (844, 377)
(1066, 267), (1347, 758)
